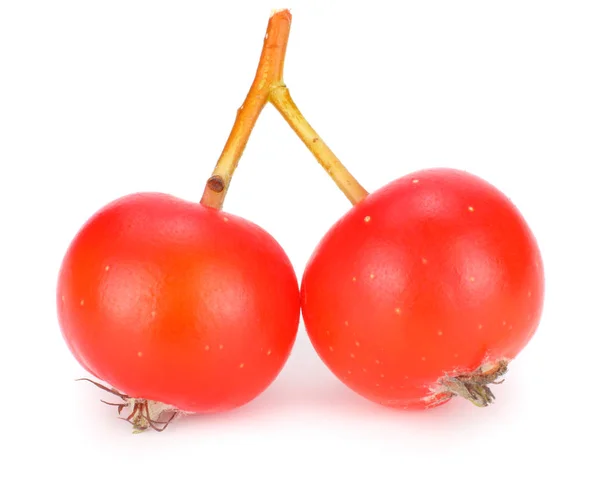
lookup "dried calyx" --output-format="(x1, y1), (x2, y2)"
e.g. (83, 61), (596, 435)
(434, 359), (509, 407)
(77, 379), (181, 433)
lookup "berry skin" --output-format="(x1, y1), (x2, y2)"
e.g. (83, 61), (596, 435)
(58, 192), (300, 415)
(301, 168), (544, 409)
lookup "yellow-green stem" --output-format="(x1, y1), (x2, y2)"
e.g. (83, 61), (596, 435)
(269, 86), (368, 205)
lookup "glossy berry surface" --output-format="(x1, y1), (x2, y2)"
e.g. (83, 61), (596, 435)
(57, 192), (300, 413)
(301, 168), (544, 409)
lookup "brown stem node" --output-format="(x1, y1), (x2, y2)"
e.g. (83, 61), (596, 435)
(206, 175), (225, 193)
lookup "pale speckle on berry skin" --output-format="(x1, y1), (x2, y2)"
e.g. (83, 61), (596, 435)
(469, 276), (476, 282)
(329, 346), (334, 352)
(223, 217), (229, 222)
(394, 308), (401, 315)
(347, 370), (352, 375)
(508, 325), (513, 331)
(375, 359), (381, 364)
(352, 276), (357, 282)
(219, 344), (224, 350)
(527, 291), (532, 298)
(364, 215), (371, 223)
(502, 320), (507, 326)
(370, 273), (375, 280)
(380, 374), (385, 378)
(80, 299), (85, 306)
(421, 356), (426, 361)
(375, 383), (380, 387)
(105, 265), (110, 271)
(239, 363), (245, 368)
(267, 349), (272, 356)
(344, 320), (349, 327)
(61, 295), (65, 302)
(478, 324), (483, 330)
(151, 311), (156, 318)
(468, 206), (475, 212)
(137, 351), (143, 357)
(412, 179), (419, 184)
(350, 353), (355, 358)
(454, 353), (459, 358)
(355, 341), (360, 347)
(437, 330), (443, 336)
(421, 258), (428, 264)
(204, 345), (210, 351)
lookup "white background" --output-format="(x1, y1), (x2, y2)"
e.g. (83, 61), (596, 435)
(1, 1), (599, 482)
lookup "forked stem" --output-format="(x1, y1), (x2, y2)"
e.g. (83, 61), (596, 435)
(200, 9), (368, 209)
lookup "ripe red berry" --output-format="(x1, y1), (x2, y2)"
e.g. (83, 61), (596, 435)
(301, 169), (544, 408)
(58, 193), (300, 427)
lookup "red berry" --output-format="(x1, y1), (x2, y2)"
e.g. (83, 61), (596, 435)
(58, 193), (300, 416)
(301, 168), (544, 409)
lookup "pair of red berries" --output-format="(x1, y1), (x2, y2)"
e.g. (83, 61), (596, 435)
(57, 11), (544, 433)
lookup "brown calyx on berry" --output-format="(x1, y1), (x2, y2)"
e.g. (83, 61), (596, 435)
(76, 378), (182, 433)
(432, 359), (509, 407)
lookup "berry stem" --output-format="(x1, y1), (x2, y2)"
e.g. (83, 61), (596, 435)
(269, 86), (369, 205)
(201, 9), (369, 208)
(200, 10), (292, 209)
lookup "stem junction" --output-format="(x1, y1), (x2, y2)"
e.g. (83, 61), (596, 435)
(200, 9), (368, 209)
